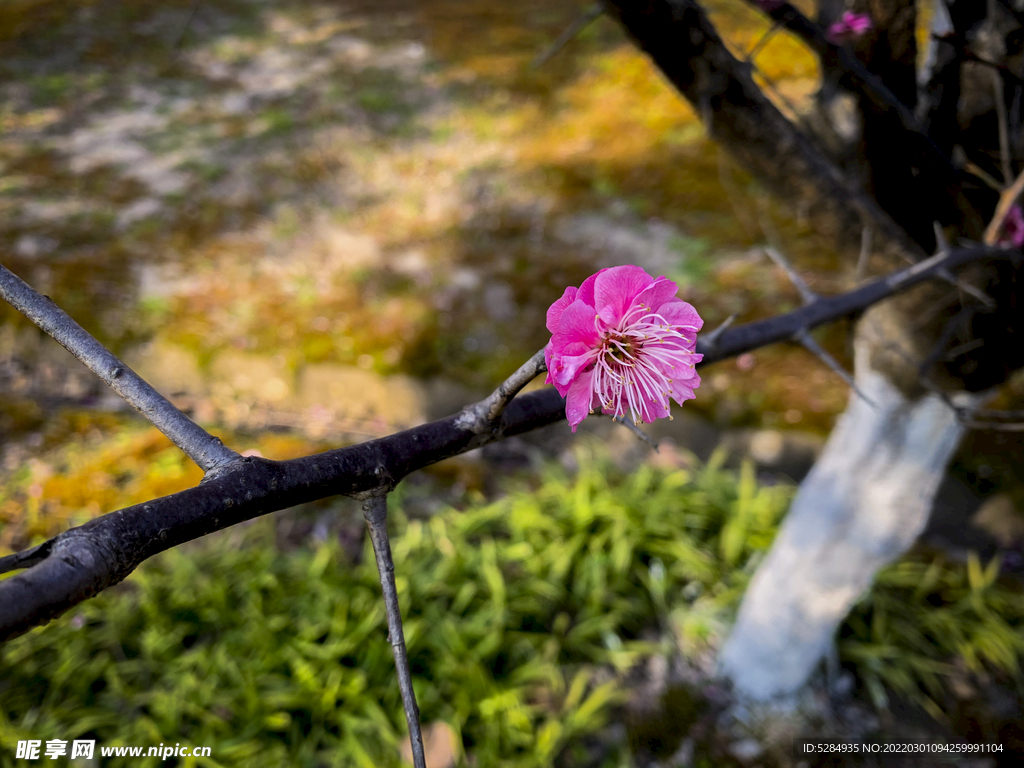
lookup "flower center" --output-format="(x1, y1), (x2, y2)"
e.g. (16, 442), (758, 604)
(589, 304), (697, 425)
(605, 334), (636, 362)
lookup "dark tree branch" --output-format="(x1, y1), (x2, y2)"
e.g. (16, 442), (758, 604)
(0, 264), (239, 473)
(0, 243), (1016, 642)
(699, 312), (736, 352)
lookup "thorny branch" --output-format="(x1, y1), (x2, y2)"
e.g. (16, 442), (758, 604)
(0, 243), (1016, 642)
(764, 246), (869, 402)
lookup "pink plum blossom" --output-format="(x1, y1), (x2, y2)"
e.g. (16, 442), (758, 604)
(998, 203), (1024, 248)
(545, 265), (703, 432)
(827, 12), (873, 43)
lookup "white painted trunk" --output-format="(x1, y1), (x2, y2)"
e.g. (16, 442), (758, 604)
(717, 339), (980, 701)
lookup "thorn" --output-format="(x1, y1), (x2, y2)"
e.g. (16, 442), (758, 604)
(795, 329), (875, 407)
(932, 221), (950, 255)
(943, 338), (985, 361)
(964, 161), (1004, 192)
(610, 414), (660, 452)
(764, 246), (818, 305)
(935, 268), (998, 308)
(701, 313), (737, 350)
(855, 225), (873, 283)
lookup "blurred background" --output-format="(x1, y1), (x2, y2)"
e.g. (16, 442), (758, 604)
(2, 1), (1024, 766)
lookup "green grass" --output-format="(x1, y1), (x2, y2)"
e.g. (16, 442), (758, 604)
(2, 446), (1024, 766)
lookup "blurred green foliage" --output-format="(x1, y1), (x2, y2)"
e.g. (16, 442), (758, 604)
(2, 447), (1024, 766)
(0, 448), (786, 767)
(843, 551), (1024, 720)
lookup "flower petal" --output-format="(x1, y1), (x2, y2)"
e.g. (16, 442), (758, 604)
(575, 268), (608, 308)
(545, 286), (578, 334)
(551, 350), (598, 390)
(565, 367), (597, 432)
(552, 299), (602, 350)
(634, 275), (679, 313)
(656, 299), (704, 332)
(594, 265), (653, 326)
(669, 372), (701, 405)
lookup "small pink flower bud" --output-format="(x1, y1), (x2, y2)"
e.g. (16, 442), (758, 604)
(827, 12), (874, 43)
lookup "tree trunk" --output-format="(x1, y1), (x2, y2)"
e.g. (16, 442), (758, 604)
(718, 336), (982, 699)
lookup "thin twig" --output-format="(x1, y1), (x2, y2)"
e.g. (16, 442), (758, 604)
(938, 268), (997, 307)
(962, 420), (1024, 431)
(0, 543), (49, 576)
(855, 225), (873, 282)
(457, 348), (547, 432)
(965, 161), (1004, 192)
(972, 406), (1024, 419)
(173, 0), (204, 50)
(932, 222), (997, 307)
(992, 67), (1013, 185)
(959, 49), (1024, 87)
(916, 306), (975, 381)
(361, 494), (425, 768)
(533, 3), (605, 68)
(943, 338), (985, 360)
(764, 246), (818, 304)
(794, 328), (873, 406)
(608, 414), (660, 451)
(0, 264), (239, 472)
(982, 167), (1024, 245)
(701, 313), (737, 351)
(748, 57), (818, 134)
(933, 221), (951, 256)
(746, 18), (784, 63)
